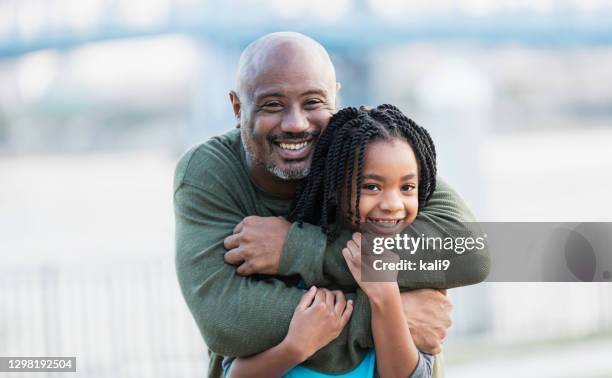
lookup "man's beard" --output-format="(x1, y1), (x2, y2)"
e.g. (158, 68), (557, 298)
(243, 148), (311, 180)
(242, 131), (320, 181)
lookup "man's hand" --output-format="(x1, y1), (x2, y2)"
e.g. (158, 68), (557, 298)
(400, 289), (452, 355)
(223, 216), (291, 275)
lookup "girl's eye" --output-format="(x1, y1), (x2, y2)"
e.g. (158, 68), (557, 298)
(362, 183), (380, 191)
(402, 184), (416, 192)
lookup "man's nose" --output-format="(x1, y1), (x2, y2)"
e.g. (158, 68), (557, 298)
(281, 106), (309, 133)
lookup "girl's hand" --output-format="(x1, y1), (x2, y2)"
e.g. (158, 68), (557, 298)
(342, 232), (399, 300)
(284, 286), (354, 362)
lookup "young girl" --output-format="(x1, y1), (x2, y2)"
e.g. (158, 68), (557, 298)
(223, 104), (437, 378)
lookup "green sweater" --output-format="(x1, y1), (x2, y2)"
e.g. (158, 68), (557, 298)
(174, 129), (490, 378)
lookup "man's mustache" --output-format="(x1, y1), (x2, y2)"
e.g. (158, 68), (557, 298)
(268, 131), (321, 143)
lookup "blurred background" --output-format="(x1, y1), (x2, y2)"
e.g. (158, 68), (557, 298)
(1, 0), (612, 377)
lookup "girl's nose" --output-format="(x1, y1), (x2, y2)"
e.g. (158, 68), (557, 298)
(378, 191), (404, 212)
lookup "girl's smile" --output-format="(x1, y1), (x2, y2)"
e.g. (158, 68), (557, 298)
(357, 138), (419, 235)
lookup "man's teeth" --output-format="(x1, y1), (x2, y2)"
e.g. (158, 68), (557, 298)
(278, 141), (309, 150)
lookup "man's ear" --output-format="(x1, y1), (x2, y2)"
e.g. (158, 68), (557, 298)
(229, 90), (241, 128)
(335, 82), (342, 109)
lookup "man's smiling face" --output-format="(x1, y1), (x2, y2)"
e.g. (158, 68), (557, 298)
(241, 64), (335, 180)
(230, 34), (339, 188)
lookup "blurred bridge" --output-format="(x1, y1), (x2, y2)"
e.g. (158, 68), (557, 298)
(2, 0), (612, 58)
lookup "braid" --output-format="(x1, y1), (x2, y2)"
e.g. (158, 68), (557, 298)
(343, 128), (361, 223)
(321, 119), (357, 233)
(289, 107), (359, 225)
(289, 104), (437, 241)
(373, 104), (437, 206)
(353, 125), (377, 227)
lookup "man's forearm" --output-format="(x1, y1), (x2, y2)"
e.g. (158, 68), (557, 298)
(175, 183), (374, 371)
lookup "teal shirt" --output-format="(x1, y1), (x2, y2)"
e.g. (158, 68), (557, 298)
(224, 350), (376, 378)
(223, 350), (434, 378)
(285, 351), (376, 378)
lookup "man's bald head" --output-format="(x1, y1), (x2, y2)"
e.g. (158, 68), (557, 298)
(229, 32), (340, 191)
(235, 32), (337, 101)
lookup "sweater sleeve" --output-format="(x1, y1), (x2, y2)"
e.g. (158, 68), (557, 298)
(278, 177), (491, 289)
(174, 155), (374, 372)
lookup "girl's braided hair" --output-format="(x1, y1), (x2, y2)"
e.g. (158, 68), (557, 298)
(288, 104), (437, 241)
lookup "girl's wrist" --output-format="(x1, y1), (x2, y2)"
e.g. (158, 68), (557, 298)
(280, 336), (310, 364)
(366, 283), (401, 309)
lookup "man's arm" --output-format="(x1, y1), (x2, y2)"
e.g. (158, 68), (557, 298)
(278, 177), (490, 289)
(224, 288), (353, 378)
(175, 181), (373, 370)
(220, 178), (460, 355)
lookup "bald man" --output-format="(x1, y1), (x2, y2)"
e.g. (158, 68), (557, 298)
(174, 32), (489, 377)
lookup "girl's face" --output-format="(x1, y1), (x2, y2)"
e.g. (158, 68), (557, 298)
(350, 138), (419, 234)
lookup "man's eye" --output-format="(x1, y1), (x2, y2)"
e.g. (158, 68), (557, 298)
(304, 99), (323, 109)
(402, 184), (416, 192)
(362, 183), (380, 191)
(262, 102), (282, 110)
